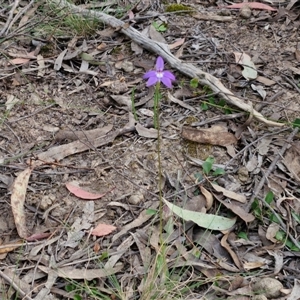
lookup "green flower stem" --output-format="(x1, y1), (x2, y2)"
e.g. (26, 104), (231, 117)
(154, 83), (164, 248)
(154, 83), (161, 129)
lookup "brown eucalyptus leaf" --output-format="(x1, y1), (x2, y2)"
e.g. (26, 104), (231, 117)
(38, 264), (123, 280)
(11, 167), (33, 238)
(200, 186), (213, 210)
(182, 126), (237, 146)
(211, 183), (246, 203)
(221, 233), (243, 270)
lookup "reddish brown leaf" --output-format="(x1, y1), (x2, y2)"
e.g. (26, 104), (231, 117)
(66, 182), (110, 200)
(91, 223), (117, 237)
(93, 242), (101, 253)
(26, 232), (52, 241)
(223, 2), (277, 11)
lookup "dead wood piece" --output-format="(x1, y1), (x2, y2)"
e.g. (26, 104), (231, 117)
(49, 0), (284, 127)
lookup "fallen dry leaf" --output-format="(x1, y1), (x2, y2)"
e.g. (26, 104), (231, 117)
(34, 125), (116, 167)
(223, 2), (277, 11)
(252, 278), (283, 298)
(211, 183), (246, 203)
(169, 38), (185, 50)
(66, 182), (111, 200)
(148, 24), (167, 44)
(266, 223), (280, 243)
(105, 236), (134, 269)
(135, 123), (158, 138)
(26, 232), (52, 241)
(213, 193), (255, 223)
(0, 241), (24, 255)
(221, 233), (243, 270)
(200, 186), (213, 210)
(9, 57), (31, 65)
(167, 91), (196, 112)
(283, 141), (300, 182)
(11, 167), (33, 238)
(38, 264), (123, 280)
(193, 229), (232, 261)
(91, 223), (117, 237)
(54, 124), (113, 143)
(233, 52), (257, 80)
(182, 126), (237, 146)
(267, 250), (283, 275)
(54, 48), (68, 71)
(256, 76), (276, 86)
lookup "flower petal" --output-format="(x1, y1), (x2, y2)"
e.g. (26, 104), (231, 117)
(163, 71), (176, 81)
(143, 70), (156, 79)
(156, 56), (164, 71)
(146, 76), (159, 87)
(161, 77), (173, 88)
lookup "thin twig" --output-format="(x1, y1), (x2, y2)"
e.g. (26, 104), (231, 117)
(225, 128), (289, 170)
(5, 0), (35, 35)
(0, 0), (20, 36)
(8, 104), (55, 123)
(0, 269), (33, 300)
(246, 127), (299, 212)
(191, 112), (246, 127)
(259, 196), (300, 250)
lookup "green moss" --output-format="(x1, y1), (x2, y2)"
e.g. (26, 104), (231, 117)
(165, 4), (193, 14)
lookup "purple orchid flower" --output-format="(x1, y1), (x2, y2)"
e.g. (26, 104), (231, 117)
(143, 56), (175, 88)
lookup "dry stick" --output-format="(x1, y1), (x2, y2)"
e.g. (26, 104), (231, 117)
(246, 127), (299, 212)
(49, 0), (283, 127)
(258, 195), (300, 249)
(225, 128), (289, 169)
(0, 0), (20, 36)
(0, 270), (33, 300)
(4, 0), (35, 35)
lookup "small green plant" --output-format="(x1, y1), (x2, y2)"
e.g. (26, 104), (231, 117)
(237, 231), (249, 240)
(202, 156), (225, 176)
(275, 230), (300, 251)
(189, 79), (232, 113)
(152, 21), (168, 32)
(251, 192), (274, 221)
(65, 283), (82, 300)
(292, 118), (300, 128)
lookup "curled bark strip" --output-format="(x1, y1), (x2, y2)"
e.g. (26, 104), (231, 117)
(49, 0), (284, 127)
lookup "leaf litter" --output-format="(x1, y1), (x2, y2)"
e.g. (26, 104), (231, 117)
(1, 0), (300, 298)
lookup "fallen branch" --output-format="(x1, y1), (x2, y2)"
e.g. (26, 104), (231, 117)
(49, 0), (284, 127)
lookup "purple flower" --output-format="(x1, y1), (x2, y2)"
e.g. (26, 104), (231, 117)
(143, 56), (175, 88)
